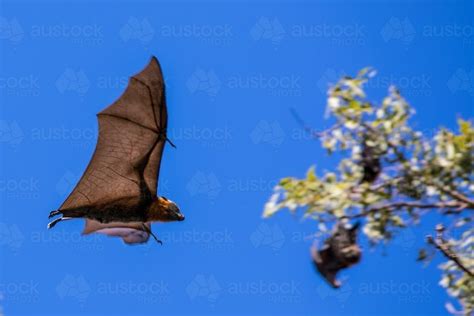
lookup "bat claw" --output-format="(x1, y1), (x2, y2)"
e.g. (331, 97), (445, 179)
(47, 217), (62, 229)
(49, 210), (61, 219)
(165, 137), (176, 148)
(141, 223), (162, 245)
(47, 216), (72, 229)
(151, 235), (163, 245)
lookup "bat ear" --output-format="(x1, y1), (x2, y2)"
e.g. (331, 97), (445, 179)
(349, 221), (360, 235)
(351, 221), (361, 231)
(349, 222), (361, 241)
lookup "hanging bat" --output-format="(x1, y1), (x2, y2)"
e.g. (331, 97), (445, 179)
(311, 222), (361, 288)
(48, 56), (184, 245)
(360, 133), (381, 183)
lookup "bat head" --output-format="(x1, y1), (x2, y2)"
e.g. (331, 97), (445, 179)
(312, 222), (362, 288)
(328, 221), (361, 266)
(149, 196), (185, 222)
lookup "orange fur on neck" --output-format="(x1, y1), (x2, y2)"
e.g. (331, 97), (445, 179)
(147, 197), (172, 222)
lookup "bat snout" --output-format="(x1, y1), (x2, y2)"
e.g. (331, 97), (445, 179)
(153, 197), (185, 222)
(171, 205), (185, 221)
(167, 200), (184, 221)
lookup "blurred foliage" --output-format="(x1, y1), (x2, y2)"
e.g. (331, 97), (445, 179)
(264, 68), (474, 315)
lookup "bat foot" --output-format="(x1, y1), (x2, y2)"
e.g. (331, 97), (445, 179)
(151, 235), (163, 245)
(49, 210), (61, 219)
(47, 216), (72, 229)
(141, 223), (162, 245)
(47, 217), (62, 229)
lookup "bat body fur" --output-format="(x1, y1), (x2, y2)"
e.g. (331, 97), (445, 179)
(54, 196), (183, 224)
(360, 133), (381, 184)
(311, 222), (361, 288)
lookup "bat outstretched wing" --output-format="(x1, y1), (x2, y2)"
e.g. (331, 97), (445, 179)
(59, 56), (168, 212)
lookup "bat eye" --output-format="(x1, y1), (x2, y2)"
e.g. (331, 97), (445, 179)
(161, 196), (169, 201)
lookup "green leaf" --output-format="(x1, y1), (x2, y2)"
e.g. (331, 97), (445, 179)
(306, 166), (317, 181)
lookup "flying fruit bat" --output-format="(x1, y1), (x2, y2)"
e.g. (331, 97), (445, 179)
(48, 57), (184, 245)
(311, 222), (361, 288)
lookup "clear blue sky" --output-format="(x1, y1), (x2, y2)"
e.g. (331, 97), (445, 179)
(1, 0), (473, 315)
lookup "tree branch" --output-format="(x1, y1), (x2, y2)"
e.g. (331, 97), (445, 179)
(436, 185), (474, 208)
(290, 107), (342, 139)
(426, 226), (474, 277)
(351, 200), (470, 218)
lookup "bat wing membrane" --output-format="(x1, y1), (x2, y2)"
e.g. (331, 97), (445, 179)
(59, 57), (168, 211)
